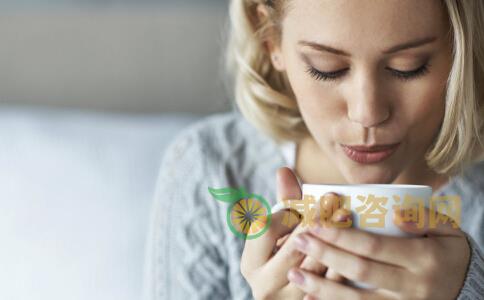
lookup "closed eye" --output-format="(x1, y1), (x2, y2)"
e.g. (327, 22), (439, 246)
(386, 63), (430, 80)
(305, 66), (349, 81)
(305, 63), (430, 82)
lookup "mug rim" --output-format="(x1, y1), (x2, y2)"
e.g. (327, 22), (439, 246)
(303, 183), (431, 189)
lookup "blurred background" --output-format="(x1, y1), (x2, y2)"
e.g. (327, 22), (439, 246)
(0, 0), (230, 113)
(0, 1), (233, 299)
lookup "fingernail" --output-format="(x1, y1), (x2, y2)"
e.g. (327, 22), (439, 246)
(294, 234), (308, 250)
(335, 213), (349, 222)
(288, 269), (305, 285)
(322, 193), (340, 206)
(310, 225), (322, 235)
(310, 225), (337, 240)
(404, 220), (416, 227)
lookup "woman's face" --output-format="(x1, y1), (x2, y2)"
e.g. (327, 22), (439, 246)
(271, 0), (453, 183)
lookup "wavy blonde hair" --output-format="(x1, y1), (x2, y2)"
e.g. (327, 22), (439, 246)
(225, 0), (484, 176)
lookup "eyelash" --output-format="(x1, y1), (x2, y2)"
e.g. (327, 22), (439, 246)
(306, 63), (430, 82)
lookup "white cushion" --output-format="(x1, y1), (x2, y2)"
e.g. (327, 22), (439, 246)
(0, 105), (202, 300)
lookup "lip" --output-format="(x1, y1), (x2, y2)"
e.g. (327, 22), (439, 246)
(341, 143), (400, 164)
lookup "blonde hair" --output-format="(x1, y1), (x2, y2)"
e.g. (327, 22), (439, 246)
(225, 0), (484, 176)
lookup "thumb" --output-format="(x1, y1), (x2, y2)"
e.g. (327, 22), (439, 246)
(274, 167), (302, 228)
(393, 206), (464, 237)
(276, 167), (302, 204)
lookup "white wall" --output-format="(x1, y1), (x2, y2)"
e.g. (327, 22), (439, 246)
(0, 6), (232, 113)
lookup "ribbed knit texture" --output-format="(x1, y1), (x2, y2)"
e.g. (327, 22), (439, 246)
(143, 110), (484, 300)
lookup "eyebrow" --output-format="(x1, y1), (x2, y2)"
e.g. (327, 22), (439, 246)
(298, 36), (438, 56)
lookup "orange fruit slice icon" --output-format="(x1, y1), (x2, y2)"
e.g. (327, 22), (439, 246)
(209, 187), (272, 240)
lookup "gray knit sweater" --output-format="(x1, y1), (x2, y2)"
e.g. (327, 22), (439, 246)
(142, 110), (484, 300)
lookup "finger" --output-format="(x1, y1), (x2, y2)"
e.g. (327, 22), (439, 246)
(308, 223), (421, 267)
(329, 208), (353, 229)
(269, 194), (347, 278)
(275, 233), (290, 248)
(324, 209), (352, 282)
(325, 268), (344, 282)
(242, 209), (300, 270)
(276, 167), (302, 204)
(393, 206), (464, 237)
(277, 190), (343, 225)
(294, 192), (343, 229)
(317, 193), (344, 225)
(241, 168), (304, 287)
(257, 224), (308, 291)
(300, 256), (328, 275)
(274, 197), (347, 249)
(273, 166), (303, 228)
(242, 167), (302, 269)
(303, 294), (321, 300)
(271, 234), (289, 256)
(287, 267), (379, 300)
(263, 212), (318, 269)
(295, 232), (409, 292)
(259, 204), (332, 291)
(289, 197), (348, 275)
(275, 193), (345, 272)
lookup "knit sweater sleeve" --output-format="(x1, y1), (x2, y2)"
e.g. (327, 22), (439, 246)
(142, 127), (231, 300)
(456, 233), (484, 299)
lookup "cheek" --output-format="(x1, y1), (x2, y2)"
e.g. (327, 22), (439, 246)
(291, 79), (343, 140)
(296, 86), (340, 119)
(284, 61), (343, 134)
(397, 77), (446, 145)
(399, 51), (451, 143)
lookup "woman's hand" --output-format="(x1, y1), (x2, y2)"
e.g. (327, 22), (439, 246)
(274, 199), (352, 282)
(287, 206), (471, 300)
(241, 167), (351, 300)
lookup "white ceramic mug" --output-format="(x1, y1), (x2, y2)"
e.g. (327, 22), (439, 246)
(272, 183), (432, 289)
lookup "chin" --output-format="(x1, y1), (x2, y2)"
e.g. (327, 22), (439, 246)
(341, 163), (399, 184)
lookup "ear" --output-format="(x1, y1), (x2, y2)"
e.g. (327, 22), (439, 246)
(256, 3), (286, 71)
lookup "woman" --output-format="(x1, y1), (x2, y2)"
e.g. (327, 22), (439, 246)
(143, 0), (484, 299)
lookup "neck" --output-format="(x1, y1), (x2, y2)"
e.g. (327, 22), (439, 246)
(392, 157), (451, 192)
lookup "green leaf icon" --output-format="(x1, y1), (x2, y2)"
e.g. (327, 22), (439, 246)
(208, 186), (247, 203)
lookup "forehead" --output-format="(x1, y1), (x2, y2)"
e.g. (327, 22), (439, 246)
(282, 0), (449, 52)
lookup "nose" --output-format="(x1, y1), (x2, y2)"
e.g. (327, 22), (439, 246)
(346, 74), (390, 128)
